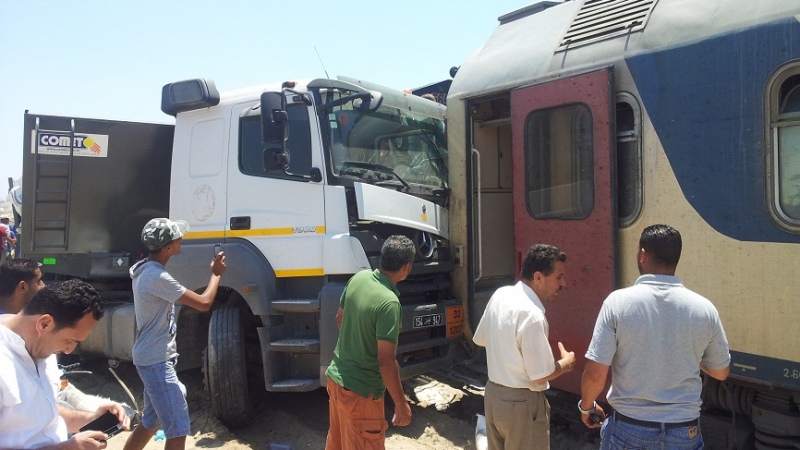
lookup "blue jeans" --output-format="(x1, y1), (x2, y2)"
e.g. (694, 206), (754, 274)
(600, 414), (703, 450)
(136, 358), (190, 439)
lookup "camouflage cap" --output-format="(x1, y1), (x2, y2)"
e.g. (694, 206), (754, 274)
(141, 218), (189, 251)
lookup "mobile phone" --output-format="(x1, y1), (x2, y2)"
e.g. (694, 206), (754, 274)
(589, 413), (604, 425)
(214, 244), (222, 257)
(79, 411), (123, 439)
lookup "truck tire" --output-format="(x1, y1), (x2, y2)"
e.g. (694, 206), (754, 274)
(206, 307), (252, 428)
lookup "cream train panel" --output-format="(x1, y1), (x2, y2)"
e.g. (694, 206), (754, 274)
(619, 117), (800, 363)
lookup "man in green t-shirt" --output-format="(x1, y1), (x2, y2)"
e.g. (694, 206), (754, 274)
(325, 235), (415, 450)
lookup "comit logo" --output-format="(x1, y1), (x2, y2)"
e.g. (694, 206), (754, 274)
(34, 132), (109, 157)
(39, 134), (101, 153)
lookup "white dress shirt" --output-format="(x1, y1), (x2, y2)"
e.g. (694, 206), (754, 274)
(0, 315), (68, 448)
(473, 281), (555, 391)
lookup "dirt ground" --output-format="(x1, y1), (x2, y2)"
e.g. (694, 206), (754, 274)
(70, 360), (600, 450)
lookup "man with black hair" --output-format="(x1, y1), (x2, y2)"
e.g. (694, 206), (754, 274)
(580, 224), (730, 450)
(473, 244), (576, 450)
(325, 235), (416, 450)
(0, 259), (45, 315)
(0, 279), (130, 450)
(123, 218), (226, 450)
(0, 258), (132, 420)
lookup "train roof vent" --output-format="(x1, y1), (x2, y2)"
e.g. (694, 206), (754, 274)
(557, 0), (658, 51)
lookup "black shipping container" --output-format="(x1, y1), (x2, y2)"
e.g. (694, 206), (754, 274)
(21, 113), (174, 278)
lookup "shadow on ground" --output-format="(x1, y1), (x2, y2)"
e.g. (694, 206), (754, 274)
(72, 359), (598, 450)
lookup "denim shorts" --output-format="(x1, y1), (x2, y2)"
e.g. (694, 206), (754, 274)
(600, 414), (703, 450)
(136, 359), (190, 439)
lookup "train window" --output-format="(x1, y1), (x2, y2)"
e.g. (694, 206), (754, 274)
(617, 93), (643, 227)
(524, 103), (594, 219)
(767, 64), (800, 226)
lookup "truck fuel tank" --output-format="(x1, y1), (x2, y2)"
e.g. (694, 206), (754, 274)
(80, 303), (137, 361)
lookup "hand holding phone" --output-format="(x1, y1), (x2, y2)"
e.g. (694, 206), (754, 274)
(79, 411), (124, 440)
(71, 430), (111, 449)
(211, 249), (226, 277)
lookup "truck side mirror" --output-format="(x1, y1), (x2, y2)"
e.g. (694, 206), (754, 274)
(352, 91), (383, 113)
(261, 92), (288, 144)
(263, 149), (289, 172)
(309, 167), (323, 183)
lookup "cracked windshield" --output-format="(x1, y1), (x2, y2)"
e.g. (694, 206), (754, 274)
(326, 95), (448, 190)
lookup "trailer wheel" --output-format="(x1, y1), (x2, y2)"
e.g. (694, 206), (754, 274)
(206, 307), (252, 428)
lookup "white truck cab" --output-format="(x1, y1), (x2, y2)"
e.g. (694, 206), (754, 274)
(22, 76), (464, 428)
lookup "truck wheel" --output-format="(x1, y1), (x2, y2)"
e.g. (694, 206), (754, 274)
(206, 307), (252, 428)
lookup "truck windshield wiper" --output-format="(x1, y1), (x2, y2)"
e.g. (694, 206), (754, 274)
(339, 161), (410, 190)
(420, 130), (448, 182)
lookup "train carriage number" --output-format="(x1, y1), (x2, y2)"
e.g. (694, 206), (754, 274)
(785, 368), (800, 380)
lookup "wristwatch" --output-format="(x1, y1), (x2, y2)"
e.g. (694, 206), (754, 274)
(578, 400), (596, 415)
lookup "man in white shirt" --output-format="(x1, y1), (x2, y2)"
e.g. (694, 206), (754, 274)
(0, 279), (130, 450)
(473, 244), (576, 450)
(0, 259), (129, 417)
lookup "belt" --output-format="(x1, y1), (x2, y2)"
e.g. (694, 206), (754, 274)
(613, 411), (698, 430)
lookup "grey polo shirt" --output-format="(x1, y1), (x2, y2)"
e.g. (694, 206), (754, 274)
(586, 274), (730, 422)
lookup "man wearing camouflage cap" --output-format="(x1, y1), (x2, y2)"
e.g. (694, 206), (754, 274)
(123, 218), (226, 450)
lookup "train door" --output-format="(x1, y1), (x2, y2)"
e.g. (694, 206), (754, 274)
(510, 68), (616, 394)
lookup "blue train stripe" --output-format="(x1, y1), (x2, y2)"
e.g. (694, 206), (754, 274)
(729, 350), (800, 391)
(626, 18), (800, 243)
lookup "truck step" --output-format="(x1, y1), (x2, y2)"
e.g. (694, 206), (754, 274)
(269, 338), (320, 353)
(267, 378), (320, 392)
(271, 299), (320, 313)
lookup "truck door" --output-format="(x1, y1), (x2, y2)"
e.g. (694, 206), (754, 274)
(227, 98), (326, 277)
(510, 68), (616, 394)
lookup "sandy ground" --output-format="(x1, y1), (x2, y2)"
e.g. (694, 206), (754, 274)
(69, 360), (599, 450)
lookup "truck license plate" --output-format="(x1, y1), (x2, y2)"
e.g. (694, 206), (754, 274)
(413, 313), (442, 328)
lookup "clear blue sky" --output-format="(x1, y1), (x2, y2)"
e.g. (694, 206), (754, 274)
(0, 0), (534, 193)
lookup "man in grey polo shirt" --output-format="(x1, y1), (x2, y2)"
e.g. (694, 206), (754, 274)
(579, 224), (730, 450)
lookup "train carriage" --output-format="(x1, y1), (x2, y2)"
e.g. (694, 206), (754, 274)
(448, 0), (800, 447)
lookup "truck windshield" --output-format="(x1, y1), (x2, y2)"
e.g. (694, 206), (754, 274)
(323, 94), (448, 189)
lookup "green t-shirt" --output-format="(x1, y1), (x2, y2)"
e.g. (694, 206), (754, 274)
(325, 269), (402, 399)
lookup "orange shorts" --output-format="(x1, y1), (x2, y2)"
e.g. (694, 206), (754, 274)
(325, 377), (388, 450)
